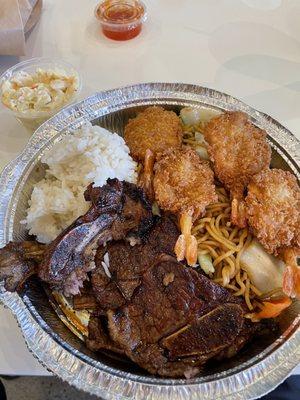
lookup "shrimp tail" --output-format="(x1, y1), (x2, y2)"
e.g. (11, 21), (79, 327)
(138, 149), (155, 200)
(175, 211), (197, 266)
(186, 234), (198, 266)
(231, 198), (247, 228)
(282, 247), (300, 299)
(174, 234), (186, 261)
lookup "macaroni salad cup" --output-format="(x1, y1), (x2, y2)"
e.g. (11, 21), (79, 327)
(0, 58), (82, 131)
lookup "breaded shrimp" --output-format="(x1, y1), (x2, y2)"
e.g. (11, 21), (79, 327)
(153, 147), (217, 266)
(124, 106), (183, 162)
(204, 111), (271, 227)
(246, 169), (299, 254)
(245, 168), (300, 298)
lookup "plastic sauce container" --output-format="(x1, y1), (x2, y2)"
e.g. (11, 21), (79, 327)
(95, 1), (147, 41)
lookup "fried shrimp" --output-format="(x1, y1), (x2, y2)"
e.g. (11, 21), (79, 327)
(204, 111), (271, 227)
(153, 147), (217, 266)
(246, 169), (299, 254)
(245, 168), (300, 298)
(124, 106), (183, 162)
(124, 106), (183, 198)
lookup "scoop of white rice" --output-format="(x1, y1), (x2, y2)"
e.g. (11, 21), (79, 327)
(24, 122), (137, 243)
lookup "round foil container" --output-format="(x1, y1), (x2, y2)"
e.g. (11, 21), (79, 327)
(0, 83), (299, 399)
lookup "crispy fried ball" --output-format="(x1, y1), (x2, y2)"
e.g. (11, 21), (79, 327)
(245, 169), (300, 255)
(124, 106), (183, 161)
(204, 111), (271, 199)
(153, 147), (217, 219)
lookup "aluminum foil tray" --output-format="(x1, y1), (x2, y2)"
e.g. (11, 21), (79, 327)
(0, 83), (299, 399)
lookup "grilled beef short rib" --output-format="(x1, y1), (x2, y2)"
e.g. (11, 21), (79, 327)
(86, 315), (124, 355)
(87, 215), (254, 378)
(0, 241), (44, 292)
(0, 180), (261, 378)
(91, 216), (179, 310)
(107, 256), (245, 377)
(0, 179), (153, 296)
(38, 179), (153, 296)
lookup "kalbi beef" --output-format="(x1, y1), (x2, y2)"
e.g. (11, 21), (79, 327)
(0, 241), (45, 292)
(87, 217), (256, 377)
(214, 318), (258, 360)
(73, 293), (98, 310)
(107, 256), (245, 377)
(91, 217), (179, 309)
(161, 304), (243, 359)
(85, 181), (153, 241)
(73, 284), (98, 310)
(38, 179), (153, 296)
(86, 315), (124, 355)
(0, 178), (262, 378)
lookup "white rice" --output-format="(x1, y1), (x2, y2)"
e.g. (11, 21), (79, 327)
(24, 122), (137, 243)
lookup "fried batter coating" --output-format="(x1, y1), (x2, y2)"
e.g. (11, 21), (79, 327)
(153, 147), (217, 218)
(124, 106), (183, 162)
(245, 169), (300, 255)
(153, 148), (217, 266)
(204, 111), (271, 226)
(204, 111), (271, 198)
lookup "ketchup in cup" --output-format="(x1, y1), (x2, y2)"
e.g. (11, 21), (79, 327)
(95, 0), (147, 41)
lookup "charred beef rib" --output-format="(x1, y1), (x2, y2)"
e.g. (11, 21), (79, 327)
(0, 179), (153, 296)
(73, 284), (98, 311)
(0, 179), (259, 379)
(91, 216), (179, 310)
(86, 315), (124, 355)
(106, 256), (245, 377)
(87, 215), (251, 378)
(0, 241), (45, 292)
(38, 179), (153, 296)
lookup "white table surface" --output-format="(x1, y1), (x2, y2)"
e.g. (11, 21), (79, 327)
(0, 0), (300, 376)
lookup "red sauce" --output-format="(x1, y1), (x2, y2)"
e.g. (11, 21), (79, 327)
(102, 24), (142, 41)
(95, 1), (146, 41)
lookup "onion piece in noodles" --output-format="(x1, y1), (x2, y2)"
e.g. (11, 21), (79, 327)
(240, 239), (285, 294)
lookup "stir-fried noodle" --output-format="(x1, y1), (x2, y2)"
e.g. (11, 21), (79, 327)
(183, 122), (263, 311)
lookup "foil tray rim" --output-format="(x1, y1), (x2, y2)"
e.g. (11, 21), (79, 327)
(0, 83), (299, 399)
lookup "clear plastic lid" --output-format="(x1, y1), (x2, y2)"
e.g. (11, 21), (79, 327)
(95, 0), (147, 32)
